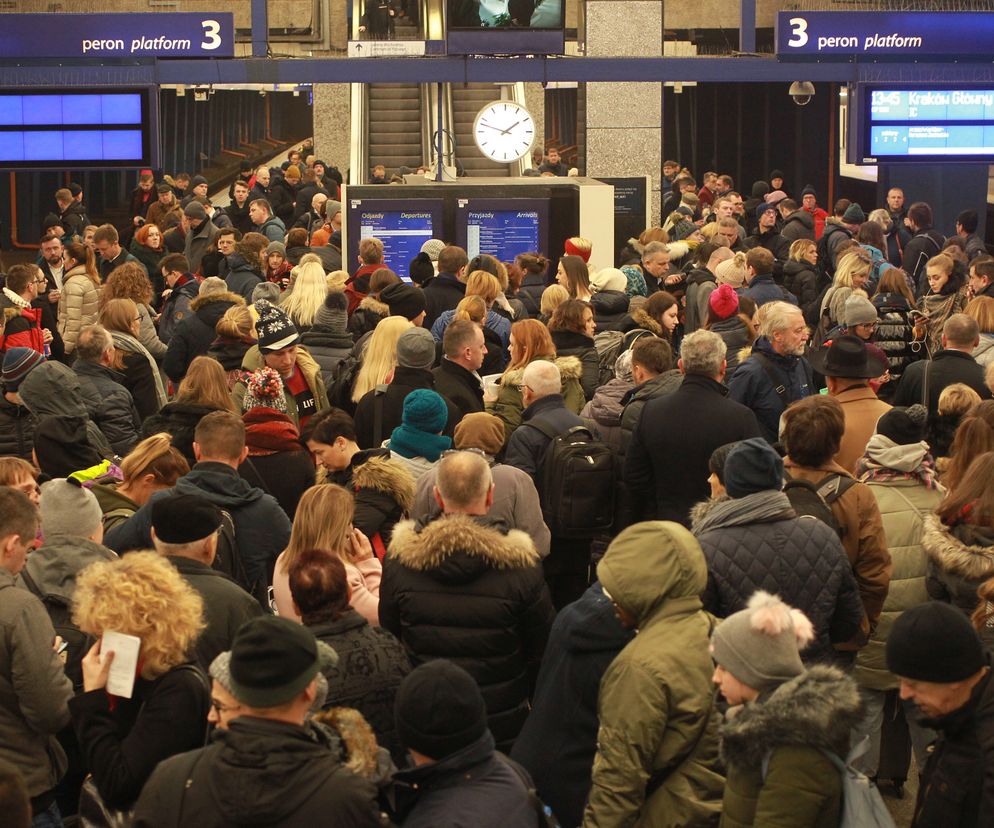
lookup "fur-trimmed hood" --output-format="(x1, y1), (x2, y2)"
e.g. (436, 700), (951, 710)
(630, 307), (664, 336)
(352, 452), (416, 513)
(921, 512), (994, 581)
(501, 355), (583, 388)
(190, 290), (245, 313)
(355, 295), (389, 317)
(720, 665), (862, 769)
(689, 494), (730, 529)
(387, 514), (539, 575)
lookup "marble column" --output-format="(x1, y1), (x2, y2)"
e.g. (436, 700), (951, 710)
(312, 84), (352, 180)
(583, 0), (663, 224)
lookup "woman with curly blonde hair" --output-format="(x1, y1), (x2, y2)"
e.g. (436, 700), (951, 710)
(350, 316), (412, 405)
(280, 258), (329, 332)
(101, 261), (167, 359)
(70, 552), (209, 810)
(273, 484), (381, 626)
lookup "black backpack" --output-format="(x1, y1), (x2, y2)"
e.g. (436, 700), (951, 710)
(783, 472), (856, 538)
(816, 223), (851, 283)
(18, 569), (93, 693)
(327, 352), (361, 412)
(208, 508), (266, 607)
(524, 422), (616, 538)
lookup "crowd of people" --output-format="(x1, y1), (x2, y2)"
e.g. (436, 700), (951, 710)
(2, 157), (994, 828)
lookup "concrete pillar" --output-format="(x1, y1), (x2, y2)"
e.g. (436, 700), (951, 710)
(584, 0), (662, 224)
(312, 84), (352, 181)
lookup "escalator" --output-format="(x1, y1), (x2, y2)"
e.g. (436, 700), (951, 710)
(366, 83), (425, 176)
(449, 83), (512, 177)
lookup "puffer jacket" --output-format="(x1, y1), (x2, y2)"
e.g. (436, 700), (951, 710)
(719, 666), (863, 828)
(58, 265), (100, 355)
(73, 360), (142, 456)
(163, 291), (245, 383)
(691, 492), (864, 664)
(0, 394), (36, 460)
(380, 514), (555, 750)
(583, 522), (725, 827)
(781, 259), (819, 319)
(298, 327), (354, 387)
(728, 336), (814, 444)
(783, 458), (892, 647)
(550, 329), (600, 400)
(855, 476), (942, 689)
(140, 401), (219, 465)
(348, 295), (388, 340)
(232, 345), (329, 427)
(486, 355), (585, 448)
(581, 377), (633, 452)
(618, 370), (682, 461)
(590, 289), (630, 333)
(710, 316), (752, 374)
(780, 209), (815, 244)
(872, 293), (921, 392)
(923, 513), (994, 651)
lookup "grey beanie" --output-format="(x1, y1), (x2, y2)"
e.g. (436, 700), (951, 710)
(251, 282), (282, 305)
(209, 650), (331, 712)
(266, 241), (286, 258)
(40, 478), (103, 539)
(711, 591), (813, 693)
(844, 294), (878, 327)
(396, 327), (437, 370)
(314, 290), (349, 334)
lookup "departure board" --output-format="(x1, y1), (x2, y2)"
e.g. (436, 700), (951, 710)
(346, 198), (444, 281)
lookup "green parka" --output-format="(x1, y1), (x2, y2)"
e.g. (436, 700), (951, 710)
(582, 521), (724, 828)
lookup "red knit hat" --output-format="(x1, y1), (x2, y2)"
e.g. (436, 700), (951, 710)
(709, 283), (740, 320)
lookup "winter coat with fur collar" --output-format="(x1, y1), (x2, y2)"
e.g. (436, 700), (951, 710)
(719, 666), (862, 828)
(380, 514), (555, 750)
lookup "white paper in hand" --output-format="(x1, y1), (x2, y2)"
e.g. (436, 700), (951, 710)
(101, 631), (141, 699)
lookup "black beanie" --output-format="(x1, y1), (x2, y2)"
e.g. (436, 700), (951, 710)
(769, 169), (785, 181)
(876, 404), (928, 446)
(394, 660), (488, 759)
(886, 602), (985, 683)
(723, 437), (784, 498)
(409, 252), (435, 287)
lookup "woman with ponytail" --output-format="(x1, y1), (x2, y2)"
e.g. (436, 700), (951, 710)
(713, 591), (863, 828)
(59, 241), (101, 355)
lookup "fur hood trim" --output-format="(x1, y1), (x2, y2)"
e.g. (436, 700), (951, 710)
(356, 295), (389, 316)
(501, 355), (583, 387)
(352, 454), (416, 513)
(921, 512), (994, 581)
(387, 514), (539, 571)
(720, 665), (862, 769)
(631, 308), (663, 336)
(689, 494), (730, 529)
(190, 290), (246, 312)
(311, 707), (381, 779)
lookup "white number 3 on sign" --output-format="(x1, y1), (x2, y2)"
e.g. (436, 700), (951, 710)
(201, 20), (222, 50)
(787, 17), (808, 47)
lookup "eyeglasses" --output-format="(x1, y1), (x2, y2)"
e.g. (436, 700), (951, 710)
(441, 447), (488, 459)
(34, 278), (47, 285)
(210, 698), (240, 716)
(515, 384), (533, 393)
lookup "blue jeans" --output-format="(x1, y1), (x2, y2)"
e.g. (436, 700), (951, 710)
(31, 801), (62, 828)
(852, 687), (936, 776)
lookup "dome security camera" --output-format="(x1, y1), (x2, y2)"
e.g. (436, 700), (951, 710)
(789, 81), (816, 106)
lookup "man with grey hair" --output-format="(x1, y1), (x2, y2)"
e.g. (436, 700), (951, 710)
(72, 324), (141, 455)
(728, 300), (813, 443)
(641, 241), (679, 293)
(624, 330), (762, 528)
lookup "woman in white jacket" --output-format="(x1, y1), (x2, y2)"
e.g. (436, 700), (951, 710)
(59, 241), (101, 356)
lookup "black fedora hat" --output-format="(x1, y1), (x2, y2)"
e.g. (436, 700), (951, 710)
(808, 335), (887, 379)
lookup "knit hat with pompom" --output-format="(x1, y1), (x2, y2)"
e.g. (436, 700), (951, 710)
(241, 366), (287, 414)
(710, 591), (814, 692)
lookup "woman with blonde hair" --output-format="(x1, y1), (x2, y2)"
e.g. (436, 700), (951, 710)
(782, 238), (819, 316)
(101, 261), (167, 358)
(966, 296), (994, 369)
(917, 252), (967, 355)
(98, 297), (167, 418)
(486, 318), (585, 445)
(539, 284), (569, 324)
(140, 356), (236, 463)
(820, 248), (873, 329)
(90, 433), (190, 530)
(280, 258), (328, 332)
(272, 484), (381, 625)
(59, 241), (101, 356)
(70, 552), (209, 811)
(431, 270), (510, 348)
(207, 303), (257, 384)
(351, 316), (412, 405)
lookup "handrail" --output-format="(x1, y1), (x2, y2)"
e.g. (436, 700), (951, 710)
(349, 82), (368, 184)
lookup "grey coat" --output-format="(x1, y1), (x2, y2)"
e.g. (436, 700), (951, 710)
(581, 377), (633, 453)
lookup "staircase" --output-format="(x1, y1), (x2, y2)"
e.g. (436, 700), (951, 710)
(450, 84), (512, 177)
(366, 83), (424, 179)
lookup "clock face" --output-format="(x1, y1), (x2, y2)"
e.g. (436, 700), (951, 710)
(473, 101), (535, 163)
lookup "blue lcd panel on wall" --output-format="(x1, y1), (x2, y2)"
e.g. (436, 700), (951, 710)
(0, 88), (156, 170)
(345, 199), (445, 281)
(456, 198), (550, 263)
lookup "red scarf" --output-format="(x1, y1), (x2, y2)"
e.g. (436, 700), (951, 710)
(242, 408), (305, 456)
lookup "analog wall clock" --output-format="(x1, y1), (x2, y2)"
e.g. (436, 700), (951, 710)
(473, 100), (535, 163)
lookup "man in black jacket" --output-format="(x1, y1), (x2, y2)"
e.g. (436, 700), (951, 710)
(892, 313), (992, 415)
(151, 494), (262, 671)
(903, 201), (946, 296)
(354, 328), (459, 449)
(133, 617), (384, 828)
(432, 320), (485, 419)
(423, 246), (468, 329)
(886, 602), (994, 828)
(72, 326), (141, 457)
(625, 329), (762, 528)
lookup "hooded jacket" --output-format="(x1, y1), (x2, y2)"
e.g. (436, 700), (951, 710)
(158, 275), (200, 344)
(184, 217), (220, 274)
(581, 377), (633, 452)
(0, 393), (36, 461)
(780, 209), (816, 244)
(349, 295), (390, 340)
(511, 584), (635, 828)
(133, 716), (384, 828)
(422, 271), (467, 329)
(781, 259), (820, 318)
(551, 329), (601, 400)
(590, 289), (630, 333)
(683, 267), (717, 335)
(105, 461), (292, 590)
(381, 514), (555, 750)
(618, 370), (683, 461)
(583, 522), (725, 827)
(224, 252), (264, 302)
(232, 345), (329, 427)
(140, 401), (217, 465)
(691, 492), (864, 663)
(353, 366), (460, 450)
(719, 666), (863, 828)
(163, 290), (245, 383)
(73, 360), (142, 456)
(58, 264), (100, 354)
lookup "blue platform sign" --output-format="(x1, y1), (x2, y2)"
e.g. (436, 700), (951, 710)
(0, 13), (234, 58)
(776, 12), (994, 60)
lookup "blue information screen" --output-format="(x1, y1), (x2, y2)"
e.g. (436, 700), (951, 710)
(858, 86), (994, 164)
(0, 89), (155, 169)
(456, 199), (549, 263)
(356, 208), (438, 279)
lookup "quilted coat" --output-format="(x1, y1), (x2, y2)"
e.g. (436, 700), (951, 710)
(58, 264), (100, 355)
(692, 492), (864, 664)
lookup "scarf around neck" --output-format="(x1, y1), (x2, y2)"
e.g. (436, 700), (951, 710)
(693, 490), (794, 535)
(110, 330), (167, 409)
(388, 424), (452, 462)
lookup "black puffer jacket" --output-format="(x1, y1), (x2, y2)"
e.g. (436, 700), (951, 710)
(0, 394), (36, 461)
(309, 609), (411, 763)
(224, 253), (263, 303)
(872, 293), (920, 393)
(141, 402), (219, 465)
(617, 370), (682, 461)
(380, 514), (555, 750)
(550, 328), (600, 400)
(73, 361), (141, 456)
(353, 366), (460, 450)
(517, 272), (548, 318)
(590, 290), (629, 333)
(348, 296), (388, 340)
(299, 327), (354, 388)
(782, 259), (820, 318)
(691, 492), (865, 663)
(163, 291), (244, 383)
(710, 316), (752, 375)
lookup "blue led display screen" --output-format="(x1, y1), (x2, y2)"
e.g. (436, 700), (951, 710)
(345, 199), (445, 282)
(456, 198), (550, 264)
(0, 89), (155, 169)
